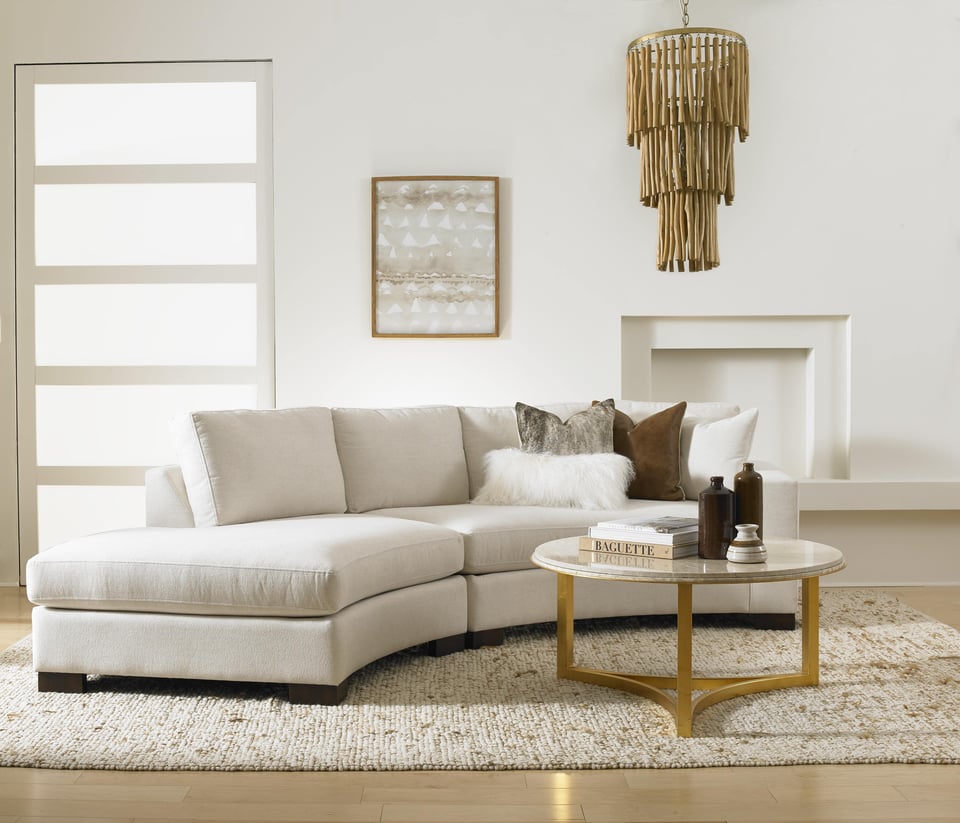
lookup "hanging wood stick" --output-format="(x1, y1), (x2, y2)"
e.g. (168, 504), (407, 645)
(659, 40), (669, 129)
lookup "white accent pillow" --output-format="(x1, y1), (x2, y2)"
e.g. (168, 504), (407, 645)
(473, 449), (634, 509)
(172, 407), (347, 527)
(681, 408), (759, 498)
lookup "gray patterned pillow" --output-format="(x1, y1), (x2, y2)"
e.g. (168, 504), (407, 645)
(515, 399), (615, 455)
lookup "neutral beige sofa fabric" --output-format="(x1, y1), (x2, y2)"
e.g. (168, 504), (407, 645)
(26, 399), (799, 703)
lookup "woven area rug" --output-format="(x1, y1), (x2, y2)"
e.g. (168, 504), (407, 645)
(2, 590), (959, 771)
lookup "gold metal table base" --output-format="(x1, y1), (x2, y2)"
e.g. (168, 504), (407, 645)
(556, 575), (820, 737)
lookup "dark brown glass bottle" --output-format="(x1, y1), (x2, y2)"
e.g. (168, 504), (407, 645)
(698, 476), (734, 559)
(734, 462), (764, 539)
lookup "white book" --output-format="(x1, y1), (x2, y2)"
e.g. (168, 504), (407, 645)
(590, 516), (698, 545)
(588, 525), (699, 545)
(594, 515), (698, 533)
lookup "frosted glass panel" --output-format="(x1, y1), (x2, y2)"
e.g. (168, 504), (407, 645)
(37, 486), (145, 551)
(35, 183), (256, 266)
(35, 284), (257, 366)
(35, 82), (256, 165)
(36, 384), (257, 466)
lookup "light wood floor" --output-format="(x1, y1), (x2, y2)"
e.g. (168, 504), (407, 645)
(2, 585), (958, 822)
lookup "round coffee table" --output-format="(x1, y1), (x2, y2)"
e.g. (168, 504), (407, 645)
(531, 536), (845, 737)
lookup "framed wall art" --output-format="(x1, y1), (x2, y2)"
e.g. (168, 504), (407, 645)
(372, 175), (499, 337)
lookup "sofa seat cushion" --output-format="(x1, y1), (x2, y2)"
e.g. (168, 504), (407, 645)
(372, 500), (697, 574)
(26, 516), (464, 618)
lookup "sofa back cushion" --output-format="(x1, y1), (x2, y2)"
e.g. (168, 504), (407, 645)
(172, 407), (347, 527)
(616, 400), (739, 424)
(458, 402), (589, 499)
(332, 406), (469, 512)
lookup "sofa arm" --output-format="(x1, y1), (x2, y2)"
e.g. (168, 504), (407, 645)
(751, 461), (798, 539)
(145, 465), (196, 528)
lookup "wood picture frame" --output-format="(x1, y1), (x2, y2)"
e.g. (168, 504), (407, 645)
(372, 175), (499, 337)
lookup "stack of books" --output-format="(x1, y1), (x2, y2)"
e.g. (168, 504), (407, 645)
(579, 515), (699, 561)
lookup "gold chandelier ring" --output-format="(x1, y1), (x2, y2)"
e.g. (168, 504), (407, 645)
(628, 27), (747, 51)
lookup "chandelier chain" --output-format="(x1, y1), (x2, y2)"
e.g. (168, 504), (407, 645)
(679, 0), (690, 27)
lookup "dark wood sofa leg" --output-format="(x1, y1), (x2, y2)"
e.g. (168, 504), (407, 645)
(428, 633), (466, 657)
(288, 680), (348, 705)
(38, 672), (86, 694)
(465, 628), (505, 649)
(751, 613), (797, 630)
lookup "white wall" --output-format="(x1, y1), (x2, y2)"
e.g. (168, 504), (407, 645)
(2, 0), (958, 584)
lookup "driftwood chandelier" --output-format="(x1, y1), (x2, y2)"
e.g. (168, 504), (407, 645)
(626, 0), (749, 271)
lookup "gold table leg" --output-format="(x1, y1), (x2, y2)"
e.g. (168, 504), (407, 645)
(557, 572), (575, 676)
(553, 572), (821, 738)
(675, 583), (693, 737)
(802, 575), (819, 683)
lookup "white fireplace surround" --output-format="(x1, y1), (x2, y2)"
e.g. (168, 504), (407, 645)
(621, 315), (850, 481)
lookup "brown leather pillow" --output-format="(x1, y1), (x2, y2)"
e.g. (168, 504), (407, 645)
(597, 401), (687, 500)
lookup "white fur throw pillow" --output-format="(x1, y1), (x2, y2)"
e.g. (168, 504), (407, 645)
(473, 449), (635, 509)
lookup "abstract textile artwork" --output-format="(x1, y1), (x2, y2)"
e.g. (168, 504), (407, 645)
(372, 176), (499, 337)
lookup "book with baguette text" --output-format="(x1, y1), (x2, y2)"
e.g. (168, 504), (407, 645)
(578, 535), (698, 559)
(588, 516), (698, 546)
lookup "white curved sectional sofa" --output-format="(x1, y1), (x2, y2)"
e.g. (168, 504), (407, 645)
(26, 400), (798, 704)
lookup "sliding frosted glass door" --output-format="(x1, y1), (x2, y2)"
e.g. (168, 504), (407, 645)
(15, 62), (274, 580)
